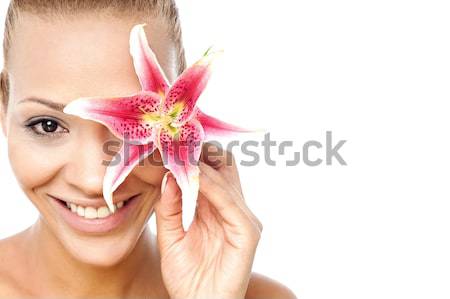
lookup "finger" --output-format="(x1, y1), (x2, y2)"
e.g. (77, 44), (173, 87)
(154, 172), (185, 250)
(195, 192), (225, 228)
(200, 142), (231, 169)
(199, 161), (263, 233)
(199, 163), (263, 235)
(200, 142), (243, 194)
(199, 169), (250, 229)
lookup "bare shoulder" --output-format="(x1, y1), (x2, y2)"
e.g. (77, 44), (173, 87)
(0, 274), (22, 298)
(0, 233), (29, 298)
(245, 272), (297, 299)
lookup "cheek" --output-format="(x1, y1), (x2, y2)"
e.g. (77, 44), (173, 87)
(7, 131), (67, 190)
(132, 150), (166, 185)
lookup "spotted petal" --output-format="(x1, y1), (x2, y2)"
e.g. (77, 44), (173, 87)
(103, 143), (156, 212)
(63, 92), (161, 144)
(158, 119), (205, 206)
(163, 49), (221, 126)
(130, 24), (170, 96)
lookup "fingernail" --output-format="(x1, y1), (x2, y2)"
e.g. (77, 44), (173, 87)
(161, 172), (170, 194)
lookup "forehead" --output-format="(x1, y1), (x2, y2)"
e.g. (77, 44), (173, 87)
(7, 13), (177, 104)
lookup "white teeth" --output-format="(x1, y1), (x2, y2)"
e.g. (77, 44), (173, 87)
(97, 207), (111, 218)
(65, 201), (126, 219)
(84, 207), (97, 219)
(77, 206), (85, 217)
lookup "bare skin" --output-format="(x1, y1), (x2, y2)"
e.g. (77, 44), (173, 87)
(0, 12), (296, 299)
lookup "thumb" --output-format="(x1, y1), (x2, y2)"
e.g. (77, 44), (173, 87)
(154, 172), (185, 250)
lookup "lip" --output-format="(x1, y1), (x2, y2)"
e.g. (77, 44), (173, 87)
(49, 194), (141, 234)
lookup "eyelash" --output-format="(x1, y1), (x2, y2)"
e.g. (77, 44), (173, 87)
(25, 117), (69, 138)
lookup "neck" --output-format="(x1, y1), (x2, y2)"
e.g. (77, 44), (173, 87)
(25, 218), (166, 298)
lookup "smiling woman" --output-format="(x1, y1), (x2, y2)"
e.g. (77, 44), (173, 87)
(0, 0), (296, 298)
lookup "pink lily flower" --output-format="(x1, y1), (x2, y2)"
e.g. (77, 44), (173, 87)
(64, 24), (248, 212)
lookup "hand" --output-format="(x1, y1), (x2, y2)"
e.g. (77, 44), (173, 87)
(153, 144), (263, 299)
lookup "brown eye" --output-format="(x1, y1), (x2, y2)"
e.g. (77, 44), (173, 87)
(41, 120), (58, 133)
(26, 117), (68, 137)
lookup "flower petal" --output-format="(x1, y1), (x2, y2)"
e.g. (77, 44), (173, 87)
(103, 142), (156, 212)
(195, 109), (253, 139)
(64, 92), (161, 144)
(158, 119), (205, 205)
(130, 24), (170, 96)
(163, 49), (222, 125)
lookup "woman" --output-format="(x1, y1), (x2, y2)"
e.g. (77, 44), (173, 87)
(0, 0), (296, 298)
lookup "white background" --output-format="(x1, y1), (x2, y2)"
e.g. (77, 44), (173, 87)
(1, 0), (450, 298)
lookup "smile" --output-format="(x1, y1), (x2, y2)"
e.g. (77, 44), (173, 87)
(62, 199), (127, 220)
(49, 194), (141, 234)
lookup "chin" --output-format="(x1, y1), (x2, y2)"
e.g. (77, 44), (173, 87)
(55, 208), (154, 267)
(61, 228), (145, 267)
(34, 191), (156, 267)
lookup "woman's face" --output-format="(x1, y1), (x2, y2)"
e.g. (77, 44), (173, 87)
(0, 13), (177, 266)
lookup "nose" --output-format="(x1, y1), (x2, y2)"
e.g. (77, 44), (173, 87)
(64, 123), (121, 197)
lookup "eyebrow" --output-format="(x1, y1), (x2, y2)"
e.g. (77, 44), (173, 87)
(18, 97), (66, 112)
